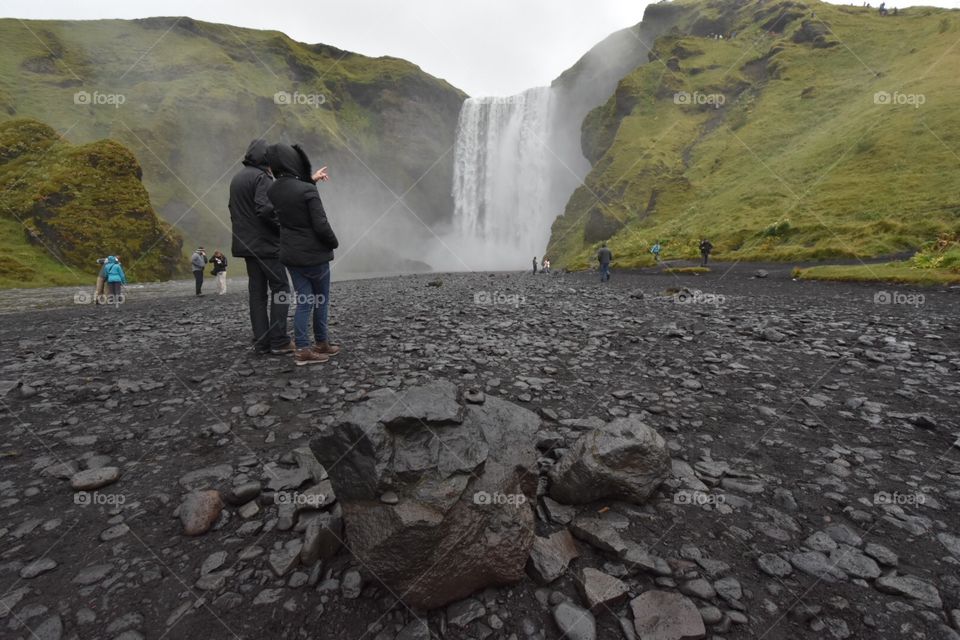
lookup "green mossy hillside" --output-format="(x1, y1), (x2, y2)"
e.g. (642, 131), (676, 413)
(548, 0), (960, 269)
(0, 118), (183, 287)
(0, 17), (467, 258)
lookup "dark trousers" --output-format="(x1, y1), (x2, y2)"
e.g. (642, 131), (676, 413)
(701, 252), (710, 266)
(245, 257), (291, 350)
(193, 269), (204, 295)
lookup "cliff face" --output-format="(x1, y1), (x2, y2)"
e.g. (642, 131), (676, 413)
(0, 119), (182, 286)
(0, 17), (467, 273)
(547, 0), (960, 268)
(542, 4), (691, 238)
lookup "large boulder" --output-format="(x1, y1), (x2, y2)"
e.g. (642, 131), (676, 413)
(548, 417), (669, 505)
(310, 380), (540, 609)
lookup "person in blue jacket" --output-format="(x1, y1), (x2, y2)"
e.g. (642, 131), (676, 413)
(102, 255), (126, 308)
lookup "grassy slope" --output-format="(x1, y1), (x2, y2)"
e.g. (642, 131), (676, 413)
(0, 17), (466, 279)
(548, 0), (960, 270)
(0, 119), (183, 287)
(795, 262), (960, 285)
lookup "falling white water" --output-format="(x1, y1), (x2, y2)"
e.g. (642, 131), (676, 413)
(443, 87), (557, 270)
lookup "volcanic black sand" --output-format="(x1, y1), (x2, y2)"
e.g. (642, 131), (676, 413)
(1, 266), (959, 640)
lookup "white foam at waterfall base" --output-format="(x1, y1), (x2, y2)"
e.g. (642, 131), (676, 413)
(433, 87), (559, 271)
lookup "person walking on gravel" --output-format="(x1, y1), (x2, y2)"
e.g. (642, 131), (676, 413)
(95, 256), (109, 304)
(699, 238), (713, 266)
(210, 250), (228, 295)
(191, 247), (207, 296)
(229, 139), (295, 355)
(597, 243), (613, 282)
(532, 256), (538, 275)
(266, 142), (341, 366)
(650, 241), (662, 263)
(102, 255), (126, 308)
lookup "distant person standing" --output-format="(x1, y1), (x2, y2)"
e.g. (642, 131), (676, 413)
(532, 257), (538, 275)
(191, 247), (207, 296)
(95, 256), (109, 305)
(597, 243), (613, 282)
(102, 255), (126, 308)
(210, 250), (228, 295)
(266, 142), (341, 366)
(699, 238), (714, 266)
(229, 139), (294, 355)
(650, 241), (662, 263)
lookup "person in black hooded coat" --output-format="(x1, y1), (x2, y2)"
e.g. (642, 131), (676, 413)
(266, 143), (341, 365)
(228, 139), (293, 354)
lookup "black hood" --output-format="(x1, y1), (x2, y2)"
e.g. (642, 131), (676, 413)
(242, 138), (269, 168)
(266, 143), (313, 183)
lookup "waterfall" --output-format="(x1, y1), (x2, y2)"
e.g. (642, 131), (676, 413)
(448, 87), (557, 270)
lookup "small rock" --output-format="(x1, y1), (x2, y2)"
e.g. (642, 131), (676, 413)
(553, 601), (596, 640)
(19, 557), (57, 579)
(447, 597), (486, 627)
(70, 467), (120, 491)
(631, 591), (706, 640)
(179, 491), (223, 536)
(341, 569), (362, 599)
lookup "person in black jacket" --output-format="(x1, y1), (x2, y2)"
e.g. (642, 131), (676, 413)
(210, 250), (228, 295)
(266, 143), (341, 366)
(228, 139), (294, 354)
(699, 238), (714, 266)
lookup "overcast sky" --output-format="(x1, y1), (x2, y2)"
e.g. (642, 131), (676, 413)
(4, 0), (959, 96)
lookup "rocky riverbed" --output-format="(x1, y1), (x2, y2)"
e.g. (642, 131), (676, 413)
(1, 267), (959, 640)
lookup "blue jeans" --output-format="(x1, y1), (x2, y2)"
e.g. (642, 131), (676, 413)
(600, 263), (611, 282)
(287, 263), (331, 349)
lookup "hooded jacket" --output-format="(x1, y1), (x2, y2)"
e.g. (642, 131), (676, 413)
(266, 143), (339, 267)
(228, 139), (280, 259)
(103, 256), (126, 284)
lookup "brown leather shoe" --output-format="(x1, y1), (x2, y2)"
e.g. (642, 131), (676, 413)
(313, 341), (341, 357)
(294, 348), (329, 366)
(270, 340), (296, 355)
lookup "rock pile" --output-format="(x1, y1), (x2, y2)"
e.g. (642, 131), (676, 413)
(310, 380), (540, 609)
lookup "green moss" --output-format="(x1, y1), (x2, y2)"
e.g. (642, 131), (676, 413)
(795, 262), (960, 285)
(0, 16), (467, 254)
(549, 0), (960, 268)
(0, 118), (183, 286)
(663, 266), (711, 274)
